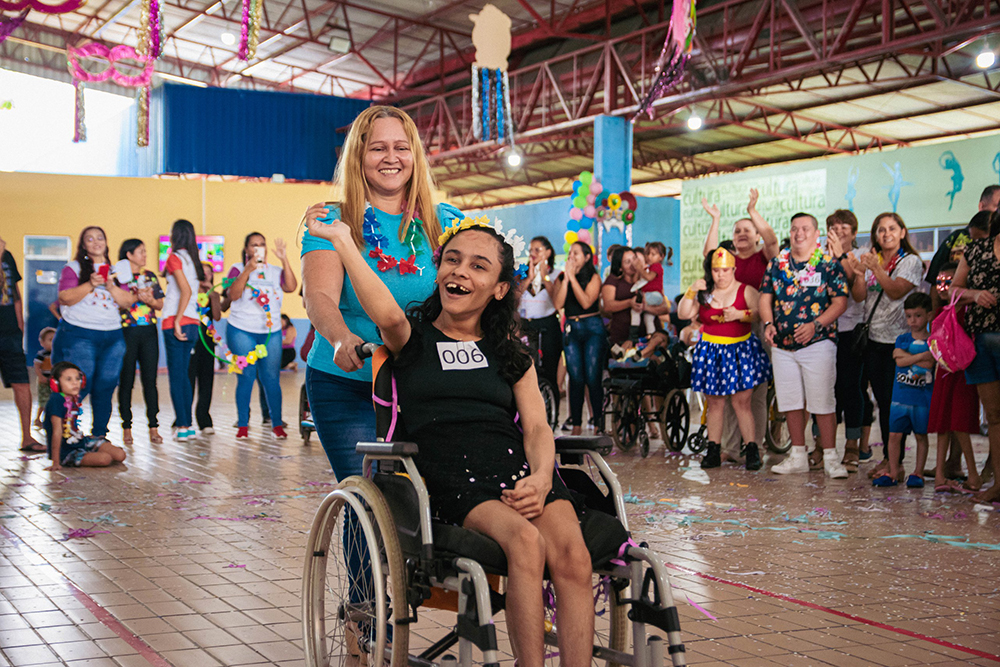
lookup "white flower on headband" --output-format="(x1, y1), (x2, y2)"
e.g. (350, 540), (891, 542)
(504, 229), (526, 259)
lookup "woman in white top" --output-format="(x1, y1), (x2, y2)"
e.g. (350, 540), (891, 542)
(519, 236), (562, 416)
(54, 226), (136, 440)
(847, 212), (924, 477)
(161, 219), (205, 442)
(225, 232), (298, 440)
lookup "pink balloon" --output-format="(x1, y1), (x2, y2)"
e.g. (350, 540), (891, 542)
(578, 229), (591, 244)
(586, 194), (596, 205)
(569, 208), (583, 221)
(584, 205), (597, 218)
(589, 181), (603, 196)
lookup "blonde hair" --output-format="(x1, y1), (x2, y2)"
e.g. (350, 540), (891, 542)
(334, 106), (442, 251)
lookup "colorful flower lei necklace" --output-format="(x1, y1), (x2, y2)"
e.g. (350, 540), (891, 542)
(776, 244), (824, 288)
(866, 247), (905, 290)
(196, 276), (272, 374)
(362, 204), (426, 277)
(59, 392), (83, 442)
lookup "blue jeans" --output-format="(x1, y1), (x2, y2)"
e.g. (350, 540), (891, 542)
(306, 365), (371, 479)
(227, 325), (283, 428)
(966, 332), (1000, 385)
(163, 324), (198, 428)
(563, 315), (606, 427)
(52, 321), (125, 438)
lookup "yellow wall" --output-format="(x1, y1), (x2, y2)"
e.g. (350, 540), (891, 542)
(3, 172), (337, 319)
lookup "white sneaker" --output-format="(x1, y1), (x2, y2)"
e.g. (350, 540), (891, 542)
(771, 446), (809, 474)
(202, 427), (215, 435)
(823, 448), (849, 479)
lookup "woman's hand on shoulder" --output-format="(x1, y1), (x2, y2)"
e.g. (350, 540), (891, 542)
(306, 213), (353, 248)
(501, 473), (551, 520)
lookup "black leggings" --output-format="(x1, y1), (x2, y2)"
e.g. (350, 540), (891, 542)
(189, 336), (216, 430)
(119, 325), (159, 429)
(864, 340), (905, 461)
(836, 329), (868, 439)
(522, 313), (563, 390)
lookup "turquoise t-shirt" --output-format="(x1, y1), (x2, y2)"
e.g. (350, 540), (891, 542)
(301, 202), (463, 382)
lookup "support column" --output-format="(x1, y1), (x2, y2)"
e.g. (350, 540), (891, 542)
(593, 115), (633, 270)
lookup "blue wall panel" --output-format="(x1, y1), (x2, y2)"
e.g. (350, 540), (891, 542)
(152, 84), (370, 180)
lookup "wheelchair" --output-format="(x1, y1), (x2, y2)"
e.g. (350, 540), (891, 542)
(302, 347), (688, 667)
(603, 342), (691, 457)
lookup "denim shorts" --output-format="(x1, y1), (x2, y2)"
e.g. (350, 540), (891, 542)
(965, 332), (1000, 385)
(888, 401), (930, 436)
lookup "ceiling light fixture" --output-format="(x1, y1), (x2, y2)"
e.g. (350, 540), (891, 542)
(687, 113), (703, 131)
(221, 32), (236, 46)
(505, 150), (522, 168)
(976, 47), (996, 69)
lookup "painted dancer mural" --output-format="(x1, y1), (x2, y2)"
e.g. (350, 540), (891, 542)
(939, 150), (964, 211)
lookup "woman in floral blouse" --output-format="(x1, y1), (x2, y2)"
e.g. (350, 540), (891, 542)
(952, 210), (1000, 503)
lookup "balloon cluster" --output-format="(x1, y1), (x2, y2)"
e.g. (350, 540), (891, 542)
(597, 190), (638, 232)
(564, 171), (603, 253)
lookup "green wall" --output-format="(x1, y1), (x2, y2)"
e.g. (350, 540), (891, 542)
(679, 134), (1000, 287)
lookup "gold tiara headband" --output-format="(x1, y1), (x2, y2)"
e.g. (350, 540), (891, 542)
(712, 247), (736, 269)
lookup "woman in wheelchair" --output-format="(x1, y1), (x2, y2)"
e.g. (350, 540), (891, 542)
(306, 215), (595, 667)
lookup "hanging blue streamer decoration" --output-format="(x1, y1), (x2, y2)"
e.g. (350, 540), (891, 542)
(480, 67), (491, 141)
(495, 68), (504, 142)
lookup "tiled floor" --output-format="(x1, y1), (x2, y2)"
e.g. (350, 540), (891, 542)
(1, 372), (999, 667)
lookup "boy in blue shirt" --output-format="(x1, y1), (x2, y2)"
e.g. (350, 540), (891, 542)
(44, 362), (127, 471)
(874, 293), (934, 488)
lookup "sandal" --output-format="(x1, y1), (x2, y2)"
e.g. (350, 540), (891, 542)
(149, 429), (163, 444)
(122, 430), (133, 445)
(842, 444), (860, 473)
(808, 449), (824, 471)
(19, 442), (46, 453)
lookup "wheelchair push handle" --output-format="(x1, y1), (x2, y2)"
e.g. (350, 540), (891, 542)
(355, 342), (379, 359)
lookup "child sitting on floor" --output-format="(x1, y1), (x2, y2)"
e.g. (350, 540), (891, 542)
(874, 293), (935, 488)
(44, 362), (126, 471)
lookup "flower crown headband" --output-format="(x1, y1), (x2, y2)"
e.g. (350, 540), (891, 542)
(436, 216), (528, 277)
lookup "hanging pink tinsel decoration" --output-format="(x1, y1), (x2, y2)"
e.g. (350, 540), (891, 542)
(633, 0), (696, 120)
(149, 0), (162, 58)
(0, 7), (28, 44)
(238, 0), (251, 60)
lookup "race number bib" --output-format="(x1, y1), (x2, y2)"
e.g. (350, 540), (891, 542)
(798, 271), (822, 287)
(436, 341), (488, 371)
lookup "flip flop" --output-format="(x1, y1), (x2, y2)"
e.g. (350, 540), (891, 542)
(906, 475), (925, 488)
(19, 442), (46, 453)
(872, 474), (898, 487)
(934, 483), (957, 493)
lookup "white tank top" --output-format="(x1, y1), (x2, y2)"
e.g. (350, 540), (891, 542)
(161, 250), (201, 323)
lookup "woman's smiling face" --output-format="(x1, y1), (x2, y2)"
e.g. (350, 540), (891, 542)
(364, 117), (414, 201)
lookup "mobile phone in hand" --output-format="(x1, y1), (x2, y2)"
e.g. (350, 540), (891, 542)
(254, 247), (265, 262)
(98, 264), (110, 280)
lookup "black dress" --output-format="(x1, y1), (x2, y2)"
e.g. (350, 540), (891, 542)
(394, 318), (573, 526)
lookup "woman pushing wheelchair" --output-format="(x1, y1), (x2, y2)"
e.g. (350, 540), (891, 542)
(306, 214), (594, 667)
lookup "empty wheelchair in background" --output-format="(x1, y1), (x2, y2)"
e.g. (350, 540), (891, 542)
(302, 346), (688, 667)
(603, 342), (691, 457)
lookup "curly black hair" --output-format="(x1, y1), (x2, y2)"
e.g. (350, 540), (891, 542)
(404, 226), (532, 385)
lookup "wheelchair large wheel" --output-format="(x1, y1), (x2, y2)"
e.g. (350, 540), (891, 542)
(685, 424), (708, 454)
(659, 389), (690, 453)
(610, 395), (638, 452)
(302, 476), (409, 667)
(764, 383), (792, 454)
(539, 377), (559, 431)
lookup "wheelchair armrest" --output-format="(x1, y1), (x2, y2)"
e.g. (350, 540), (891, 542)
(356, 441), (420, 457)
(554, 435), (613, 455)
